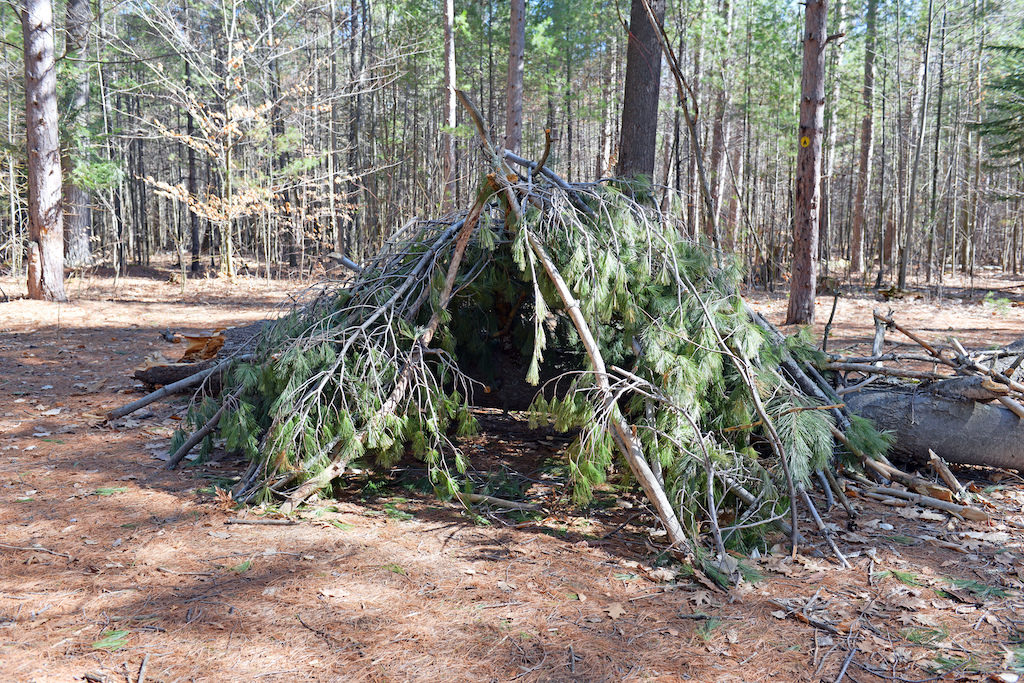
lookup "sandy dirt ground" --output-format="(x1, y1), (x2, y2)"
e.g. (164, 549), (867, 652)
(2, 266), (1024, 682)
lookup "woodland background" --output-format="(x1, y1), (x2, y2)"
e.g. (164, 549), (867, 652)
(1, 0), (1023, 289)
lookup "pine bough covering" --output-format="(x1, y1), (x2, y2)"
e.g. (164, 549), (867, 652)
(172, 177), (886, 553)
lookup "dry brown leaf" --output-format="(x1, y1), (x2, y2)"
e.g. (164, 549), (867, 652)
(605, 602), (625, 619)
(319, 587), (348, 599)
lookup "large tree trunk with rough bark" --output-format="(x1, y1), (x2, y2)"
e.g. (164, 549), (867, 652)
(847, 388), (1024, 470)
(504, 0), (525, 154)
(786, 0), (827, 325)
(616, 0), (665, 181)
(23, 0), (66, 301)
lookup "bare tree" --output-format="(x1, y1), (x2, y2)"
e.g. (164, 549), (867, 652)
(23, 0), (66, 301)
(786, 0), (827, 325)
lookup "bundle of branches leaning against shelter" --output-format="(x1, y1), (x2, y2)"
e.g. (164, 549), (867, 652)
(149, 99), (898, 581)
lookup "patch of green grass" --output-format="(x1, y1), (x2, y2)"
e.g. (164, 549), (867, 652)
(507, 508), (545, 523)
(947, 578), (1009, 598)
(887, 535), (919, 546)
(872, 569), (920, 586)
(983, 292), (1012, 315)
(91, 629), (129, 651)
(383, 563), (406, 576)
(901, 627), (948, 646)
(329, 520), (354, 531)
(696, 618), (721, 643)
(926, 655), (982, 675)
(462, 510), (492, 526)
(93, 487), (127, 497)
(383, 503), (413, 521)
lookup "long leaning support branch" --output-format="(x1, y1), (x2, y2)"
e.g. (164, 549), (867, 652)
(458, 89), (695, 560)
(523, 228), (694, 559)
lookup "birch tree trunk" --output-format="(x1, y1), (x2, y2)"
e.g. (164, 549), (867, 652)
(786, 0), (827, 325)
(23, 0), (66, 301)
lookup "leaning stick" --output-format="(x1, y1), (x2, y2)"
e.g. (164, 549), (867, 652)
(165, 389), (241, 469)
(455, 492), (539, 511)
(465, 91), (694, 559)
(928, 449), (970, 502)
(523, 228), (694, 559)
(800, 485), (851, 568)
(106, 354), (250, 421)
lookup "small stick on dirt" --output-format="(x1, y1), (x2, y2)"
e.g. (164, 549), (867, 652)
(767, 598), (841, 635)
(800, 485), (851, 568)
(225, 518), (298, 526)
(833, 648), (856, 683)
(864, 486), (989, 521)
(137, 653), (150, 683)
(455, 492), (539, 511)
(928, 449), (969, 501)
(107, 355), (249, 421)
(0, 542), (72, 559)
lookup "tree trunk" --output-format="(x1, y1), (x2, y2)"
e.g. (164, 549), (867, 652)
(616, 0), (665, 181)
(503, 0), (525, 154)
(786, 0), (827, 325)
(897, 0), (933, 290)
(63, 0), (92, 268)
(23, 0), (66, 301)
(850, 0), (877, 277)
(442, 0), (457, 208)
(847, 389), (1024, 470)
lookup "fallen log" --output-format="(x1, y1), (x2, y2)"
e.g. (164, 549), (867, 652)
(845, 387), (1024, 470)
(133, 320), (268, 388)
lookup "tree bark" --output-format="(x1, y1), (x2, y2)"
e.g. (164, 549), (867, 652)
(503, 0), (525, 154)
(847, 388), (1024, 470)
(63, 0), (92, 268)
(786, 0), (827, 325)
(850, 0), (877, 277)
(616, 0), (665, 182)
(442, 0), (457, 208)
(23, 0), (66, 301)
(897, 0), (933, 290)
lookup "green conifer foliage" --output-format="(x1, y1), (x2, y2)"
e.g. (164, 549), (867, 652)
(174, 180), (888, 551)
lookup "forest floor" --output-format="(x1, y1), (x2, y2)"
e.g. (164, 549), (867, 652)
(3, 264), (1024, 682)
